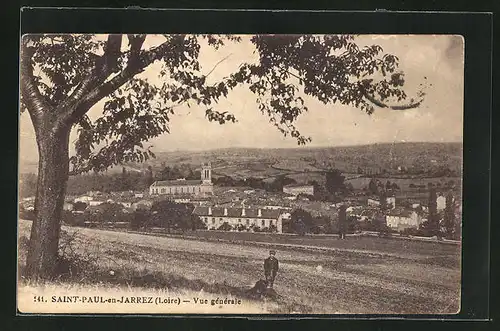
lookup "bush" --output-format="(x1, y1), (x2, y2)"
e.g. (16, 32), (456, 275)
(268, 224), (278, 233)
(353, 220), (376, 232)
(55, 230), (99, 280)
(62, 211), (85, 227)
(324, 221), (339, 234)
(399, 227), (420, 237)
(309, 225), (324, 234)
(236, 224), (248, 232)
(73, 201), (88, 212)
(250, 224), (262, 233)
(190, 216), (207, 231)
(130, 209), (149, 230)
(217, 222), (233, 231)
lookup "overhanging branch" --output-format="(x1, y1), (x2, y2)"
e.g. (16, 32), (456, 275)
(57, 35), (124, 127)
(68, 37), (181, 123)
(361, 87), (423, 110)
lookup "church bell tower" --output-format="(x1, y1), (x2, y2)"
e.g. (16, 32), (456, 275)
(201, 162), (212, 184)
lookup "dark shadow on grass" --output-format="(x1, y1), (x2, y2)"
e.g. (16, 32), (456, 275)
(18, 261), (313, 314)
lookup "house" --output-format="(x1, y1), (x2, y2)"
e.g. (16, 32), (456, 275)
(436, 194), (446, 211)
(367, 196), (396, 209)
(347, 206), (379, 221)
(263, 205), (291, 211)
(132, 199), (154, 211)
(173, 196), (191, 204)
(63, 202), (74, 211)
(386, 208), (423, 230)
(119, 201), (133, 208)
(74, 195), (94, 203)
(386, 196), (396, 209)
(149, 162), (213, 196)
(283, 184), (314, 196)
(192, 206), (284, 233)
(88, 200), (104, 207)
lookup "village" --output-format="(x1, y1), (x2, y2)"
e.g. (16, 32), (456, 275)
(19, 161), (462, 240)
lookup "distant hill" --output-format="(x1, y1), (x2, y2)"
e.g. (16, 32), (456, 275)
(141, 142), (462, 172)
(19, 142), (463, 179)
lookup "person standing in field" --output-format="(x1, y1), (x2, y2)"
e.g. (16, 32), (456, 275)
(264, 250), (279, 289)
(338, 204), (347, 239)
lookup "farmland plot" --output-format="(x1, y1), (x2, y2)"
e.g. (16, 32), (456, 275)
(18, 220), (461, 314)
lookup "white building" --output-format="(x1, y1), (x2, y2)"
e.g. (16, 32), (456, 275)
(264, 205), (291, 210)
(173, 197), (191, 204)
(63, 202), (74, 211)
(74, 195), (94, 203)
(193, 206), (284, 233)
(283, 184), (314, 196)
(386, 209), (423, 230)
(149, 162), (213, 197)
(437, 195), (447, 211)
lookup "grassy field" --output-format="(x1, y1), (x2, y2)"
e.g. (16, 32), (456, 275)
(18, 220), (461, 315)
(145, 229), (461, 262)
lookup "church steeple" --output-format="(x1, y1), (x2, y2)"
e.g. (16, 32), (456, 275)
(201, 162), (212, 184)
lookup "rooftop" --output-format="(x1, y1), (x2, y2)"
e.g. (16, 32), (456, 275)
(152, 180), (203, 187)
(387, 208), (415, 218)
(193, 206), (282, 219)
(283, 184), (314, 188)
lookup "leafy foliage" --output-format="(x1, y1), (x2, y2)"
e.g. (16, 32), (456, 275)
(217, 222), (233, 231)
(150, 200), (195, 232)
(424, 187), (440, 237)
(325, 169), (346, 195)
(20, 33), (426, 278)
(443, 191), (456, 239)
(337, 204), (348, 235)
(22, 34), (424, 176)
(289, 208), (314, 235)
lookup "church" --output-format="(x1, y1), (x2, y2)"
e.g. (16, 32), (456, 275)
(149, 162), (213, 197)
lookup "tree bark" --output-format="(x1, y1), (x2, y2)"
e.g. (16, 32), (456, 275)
(25, 122), (71, 279)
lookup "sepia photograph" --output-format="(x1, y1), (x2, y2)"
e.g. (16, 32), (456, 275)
(18, 33), (464, 315)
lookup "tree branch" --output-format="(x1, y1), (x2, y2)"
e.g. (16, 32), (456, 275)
(362, 89), (423, 110)
(20, 42), (51, 126)
(205, 53), (232, 78)
(57, 35), (124, 127)
(68, 37), (180, 123)
(127, 34), (147, 69)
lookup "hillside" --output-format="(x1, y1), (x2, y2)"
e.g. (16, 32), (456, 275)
(19, 142), (463, 179)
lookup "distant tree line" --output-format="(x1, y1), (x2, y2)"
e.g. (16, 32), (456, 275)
(213, 174), (297, 192)
(19, 163), (206, 197)
(44, 200), (207, 233)
(155, 163), (201, 181)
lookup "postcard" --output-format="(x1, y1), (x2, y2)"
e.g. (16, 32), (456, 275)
(18, 33), (463, 314)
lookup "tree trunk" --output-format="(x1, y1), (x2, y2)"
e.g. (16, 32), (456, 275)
(25, 123), (71, 279)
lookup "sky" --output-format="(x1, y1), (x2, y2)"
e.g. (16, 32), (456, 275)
(19, 34), (464, 162)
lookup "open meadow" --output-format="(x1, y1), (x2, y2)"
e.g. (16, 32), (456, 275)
(18, 219), (461, 314)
